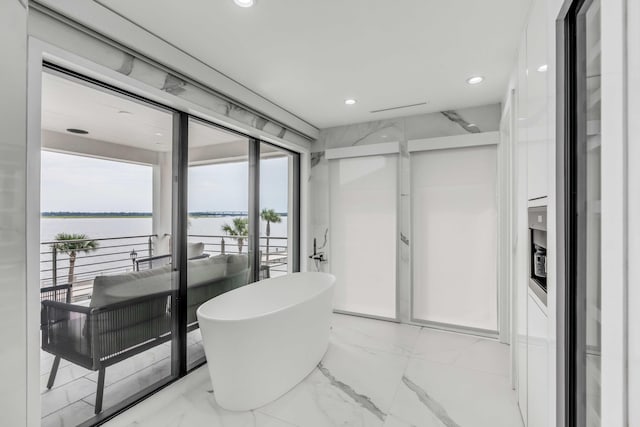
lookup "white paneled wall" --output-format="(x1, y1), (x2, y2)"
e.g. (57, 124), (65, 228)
(507, 0), (560, 424)
(0, 0), (28, 426)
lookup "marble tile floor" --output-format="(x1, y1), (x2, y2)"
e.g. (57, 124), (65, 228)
(102, 314), (524, 427)
(40, 329), (206, 427)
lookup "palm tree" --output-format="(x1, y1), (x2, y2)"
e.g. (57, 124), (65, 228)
(221, 217), (248, 253)
(260, 209), (282, 261)
(52, 233), (99, 285)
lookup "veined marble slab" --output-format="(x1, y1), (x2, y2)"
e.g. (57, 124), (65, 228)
(102, 314), (522, 427)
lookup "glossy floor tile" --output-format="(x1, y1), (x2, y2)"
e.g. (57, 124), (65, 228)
(101, 314), (523, 427)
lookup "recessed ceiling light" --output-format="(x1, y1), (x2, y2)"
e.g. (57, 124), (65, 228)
(66, 128), (89, 135)
(155, 132), (163, 136)
(466, 76), (484, 85)
(234, 0), (254, 7)
(467, 123), (477, 127)
(537, 64), (548, 72)
(345, 99), (357, 105)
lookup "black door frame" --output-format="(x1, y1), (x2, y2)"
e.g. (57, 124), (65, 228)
(556, 0), (592, 425)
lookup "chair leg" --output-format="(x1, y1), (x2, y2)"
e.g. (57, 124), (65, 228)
(46, 356), (61, 389)
(94, 367), (106, 414)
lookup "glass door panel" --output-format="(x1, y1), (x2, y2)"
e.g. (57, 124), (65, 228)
(583, 0), (601, 424)
(259, 142), (296, 279)
(39, 70), (176, 424)
(329, 154), (397, 319)
(186, 119), (251, 369)
(411, 145), (498, 331)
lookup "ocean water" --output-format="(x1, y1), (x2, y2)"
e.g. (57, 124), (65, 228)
(40, 216), (288, 285)
(41, 216), (288, 241)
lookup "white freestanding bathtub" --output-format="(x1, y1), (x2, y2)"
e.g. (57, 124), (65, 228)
(196, 272), (336, 411)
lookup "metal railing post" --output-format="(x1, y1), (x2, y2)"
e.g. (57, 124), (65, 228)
(52, 245), (57, 287)
(148, 236), (153, 258)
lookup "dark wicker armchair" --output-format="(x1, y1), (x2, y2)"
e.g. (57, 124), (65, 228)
(41, 290), (174, 414)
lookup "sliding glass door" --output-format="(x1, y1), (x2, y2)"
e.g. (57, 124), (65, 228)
(39, 68), (179, 426)
(558, 0), (601, 425)
(259, 142), (299, 278)
(38, 66), (301, 426)
(186, 118), (252, 369)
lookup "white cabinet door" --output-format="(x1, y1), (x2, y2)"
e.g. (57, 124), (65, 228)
(525, 0), (549, 200)
(527, 291), (548, 427)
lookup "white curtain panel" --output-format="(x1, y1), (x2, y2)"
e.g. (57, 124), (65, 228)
(329, 154), (397, 319)
(411, 145), (498, 331)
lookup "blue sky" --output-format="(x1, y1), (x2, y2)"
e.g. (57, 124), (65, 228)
(41, 151), (289, 213)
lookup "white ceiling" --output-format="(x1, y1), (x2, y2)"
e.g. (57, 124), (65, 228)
(100, 0), (530, 128)
(42, 72), (244, 152)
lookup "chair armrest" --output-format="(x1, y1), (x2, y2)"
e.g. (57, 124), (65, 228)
(135, 254), (172, 271)
(40, 284), (72, 304)
(41, 300), (91, 332)
(42, 299), (92, 315)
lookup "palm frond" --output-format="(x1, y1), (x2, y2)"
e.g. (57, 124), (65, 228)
(260, 208), (282, 224)
(52, 233), (99, 254)
(221, 217), (248, 236)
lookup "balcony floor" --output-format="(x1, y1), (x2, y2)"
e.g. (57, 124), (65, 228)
(40, 329), (205, 427)
(92, 314), (523, 427)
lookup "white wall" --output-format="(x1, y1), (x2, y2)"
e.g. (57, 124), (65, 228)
(600, 0), (628, 424)
(628, 0), (640, 424)
(0, 0), (28, 426)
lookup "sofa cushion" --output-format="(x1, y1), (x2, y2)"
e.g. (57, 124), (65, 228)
(187, 254), (227, 287)
(91, 265), (172, 307)
(187, 242), (205, 259)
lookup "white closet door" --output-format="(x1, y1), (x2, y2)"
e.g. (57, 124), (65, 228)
(329, 154), (397, 318)
(411, 145), (498, 331)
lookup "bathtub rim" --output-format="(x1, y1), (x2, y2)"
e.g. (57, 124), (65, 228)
(196, 272), (336, 323)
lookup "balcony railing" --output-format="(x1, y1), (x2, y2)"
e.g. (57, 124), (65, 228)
(40, 234), (289, 302)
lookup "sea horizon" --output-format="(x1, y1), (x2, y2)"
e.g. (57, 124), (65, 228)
(41, 210), (288, 218)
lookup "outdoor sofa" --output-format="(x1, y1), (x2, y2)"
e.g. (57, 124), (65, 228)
(40, 253), (249, 413)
